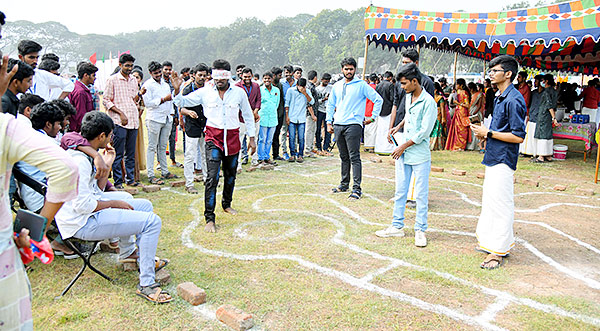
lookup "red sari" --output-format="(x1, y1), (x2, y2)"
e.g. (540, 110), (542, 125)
(445, 89), (471, 151)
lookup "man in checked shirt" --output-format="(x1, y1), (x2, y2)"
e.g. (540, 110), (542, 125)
(103, 53), (142, 188)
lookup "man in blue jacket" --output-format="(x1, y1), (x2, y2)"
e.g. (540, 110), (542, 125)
(326, 57), (383, 200)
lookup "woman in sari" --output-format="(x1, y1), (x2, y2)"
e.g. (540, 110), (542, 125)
(430, 83), (447, 150)
(132, 67), (147, 183)
(445, 79), (471, 151)
(466, 82), (485, 151)
(533, 74), (558, 163)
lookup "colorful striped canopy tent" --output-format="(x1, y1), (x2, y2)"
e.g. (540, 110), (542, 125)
(364, 1), (600, 75)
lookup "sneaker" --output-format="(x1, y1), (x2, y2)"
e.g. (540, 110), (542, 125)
(406, 200), (417, 209)
(375, 226), (405, 238)
(242, 157), (249, 165)
(283, 153), (290, 161)
(415, 230), (427, 247)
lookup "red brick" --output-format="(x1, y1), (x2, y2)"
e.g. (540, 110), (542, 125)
(155, 269), (171, 286)
(521, 179), (539, 187)
(476, 173), (485, 179)
(123, 187), (139, 195)
(576, 188), (595, 196)
(553, 184), (567, 191)
(143, 185), (161, 193)
(176, 282), (206, 306)
(452, 170), (466, 176)
(121, 262), (137, 271)
(170, 180), (185, 187)
(431, 166), (444, 173)
(216, 304), (254, 331)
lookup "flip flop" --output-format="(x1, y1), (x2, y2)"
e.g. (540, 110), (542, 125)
(136, 283), (172, 304)
(480, 254), (505, 270)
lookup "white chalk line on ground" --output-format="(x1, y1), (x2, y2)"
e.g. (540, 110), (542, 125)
(179, 187), (600, 329)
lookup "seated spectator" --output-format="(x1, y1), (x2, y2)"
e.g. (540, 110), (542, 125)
(2, 59), (34, 117)
(55, 111), (172, 303)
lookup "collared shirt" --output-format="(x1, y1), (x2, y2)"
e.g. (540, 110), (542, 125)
(517, 83), (532, 112)
(28, 69), (74, 101)
(285, 87), (314, 124)
(181, 82), (207, 138)
(393, 73), (435, 129)
(174, 83), (255, 156)
(1, 89), (19, 117)
(235, 81), (261, 110)
(376, 80), (395, 117)
(68, 80), (94, 132)
(316, 84), (333, 113)
(142, 77), (173, 124)
(326, 77), (383, 126)
(401, 90), (438, 165)
(102, 72), (140, 129)
(55, 150), (102, 239)
(281, 79), (297, 102)
(483, 84), (527, 171)
(528, 88), (543, 123)
(582, 86), (600, 109)
(259, 85), (280, 127)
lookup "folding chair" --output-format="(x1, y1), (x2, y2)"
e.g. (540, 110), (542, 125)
(12, 166), (115, 298)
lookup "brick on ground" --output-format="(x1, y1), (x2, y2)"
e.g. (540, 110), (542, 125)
(553, 184), (567, 191)
(143, 185), (161, 193)
(155, 269), (171, 286)
(216, 304), (254, 331)
(452, 170), (466, 176)
(476, 173), (485, 179)
(170, 180), (185, 187)
(176, 282), (206, 306)
(123, 187), (138, 195)
(576, 187), (595, 196)
(520, 179), (539, 187)
(431, 166), (444, 173)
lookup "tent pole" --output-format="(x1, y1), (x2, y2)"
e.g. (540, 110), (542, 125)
(362, 36), (370, 80)
(453, 53), (458, 84)
(483, 60), (487, 82)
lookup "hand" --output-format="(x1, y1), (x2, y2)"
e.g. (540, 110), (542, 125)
(552, 118), (558, 126)
(387, 127), (398, 144)
(163, 94), (172, 102)
(390, 146), (405, 160)
(110, 200), (134, 210)
(470, 123), (488, 139)
(184, 109), (198, 119)
(171, 72), (183, 92)
(94, 152), (110, 179)
(14, 229), (31, 249)
(140, 87), (147, 95)
(119, 113), (129, 126)
(311, 115), (317, 122)
(286, 116), (290, 126)
(248, 137), (257, 156)
(327, 123), (334, 134)
(101, 144), (116, 167)
(297, 86), (306, 94)
(173, 115), (179, 127)
(253, 109), (260, 122)
(0, 55), (18, 97)
(364, 117), (372, 125)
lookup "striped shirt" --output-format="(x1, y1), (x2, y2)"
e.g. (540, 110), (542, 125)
(102, 73), (139, 129)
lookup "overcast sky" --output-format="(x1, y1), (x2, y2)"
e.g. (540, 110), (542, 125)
(3, 0), (528, 35)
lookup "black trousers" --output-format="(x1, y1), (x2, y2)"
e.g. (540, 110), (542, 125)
(113, 125), (138, 185)
(204, 141), (238, 223)
(169, 119), (177, 162)
(334, 124), (362, 192)
(272, 113), (285, 158)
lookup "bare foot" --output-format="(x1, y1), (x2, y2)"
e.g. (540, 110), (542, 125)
(205, 221), (217, 233)
(223, 207), (238, 216)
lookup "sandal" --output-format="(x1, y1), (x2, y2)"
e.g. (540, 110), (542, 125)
(128, 181), (141, 187)
(154, 257), (169, 272)
(149, 177), (165, 185)
(348, 191), (362, 200)
(162, 173), (179, 180)
(186, 186), (199, 194)
(480, 254), (504, 270)
(331, 186), (349, 194)
(136, 283), (173, 304)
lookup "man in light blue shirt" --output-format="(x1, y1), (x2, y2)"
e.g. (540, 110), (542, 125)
(326, 57), (383, 199)
(375, 63), (437, 248)
(285, 78), (314, 162)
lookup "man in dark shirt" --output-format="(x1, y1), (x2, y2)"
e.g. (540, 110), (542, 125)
(374, 71), (395, 154)
(2, 59), (35, 117)
(181, 63), (209, 194)
(270, 67), (286, 160)
(69, 62), (98, 132)
(471, 55), (526, 271)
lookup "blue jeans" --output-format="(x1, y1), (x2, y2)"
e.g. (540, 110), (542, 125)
(112, 125), (138, 185)
(288, 122), (305, 157)
(74, 194), (161, 287)
(258, 126), (276, 160)
(392, 156), (431, 232)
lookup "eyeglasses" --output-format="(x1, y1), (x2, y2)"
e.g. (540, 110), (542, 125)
(487, 69), (506, 75)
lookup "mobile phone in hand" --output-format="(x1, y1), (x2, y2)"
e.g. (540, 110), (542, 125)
(14, 209), (48, 242)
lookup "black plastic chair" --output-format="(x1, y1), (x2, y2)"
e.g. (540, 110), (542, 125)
(12, 166), (115, 298)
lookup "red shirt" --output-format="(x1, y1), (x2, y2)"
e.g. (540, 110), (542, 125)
(582, 86), (600, 109)
(365, 83), (377, 117)
(518, 83), (531, 112)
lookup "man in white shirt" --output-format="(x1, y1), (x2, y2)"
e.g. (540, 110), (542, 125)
(172, 59), (256, 233)
(55, 111), (171, 303)
(17, 40), (74, 100)
(142, 61), (177, 184)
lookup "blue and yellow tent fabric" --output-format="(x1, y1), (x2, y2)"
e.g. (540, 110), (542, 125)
(364, 0), (600, 75)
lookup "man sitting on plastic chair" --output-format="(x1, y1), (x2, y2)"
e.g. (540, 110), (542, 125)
(55, 111), (172, 304)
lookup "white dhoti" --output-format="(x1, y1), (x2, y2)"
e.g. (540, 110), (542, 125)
(536, 138), (553, 156)
(519, 121), (538, 156)
(364, 121), (377, 147)
(374, 115), (395, 155)
(476, 164), (515, 256)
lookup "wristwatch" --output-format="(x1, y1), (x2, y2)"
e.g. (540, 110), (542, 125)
(487, 130), (493, 139)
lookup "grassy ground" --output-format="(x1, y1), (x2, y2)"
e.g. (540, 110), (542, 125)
(27, 137), (600, 330)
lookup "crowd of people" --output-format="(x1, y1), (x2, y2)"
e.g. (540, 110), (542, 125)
(1, 9), (599, 328)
